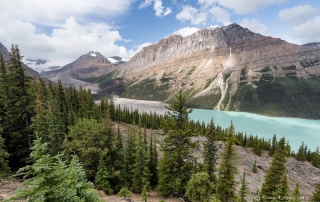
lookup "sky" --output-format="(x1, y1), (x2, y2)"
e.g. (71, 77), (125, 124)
(1, 0), (320, 64)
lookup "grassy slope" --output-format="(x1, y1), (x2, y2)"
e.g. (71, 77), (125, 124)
(226, 75), (320, 119)
(89, 70), (320, 119)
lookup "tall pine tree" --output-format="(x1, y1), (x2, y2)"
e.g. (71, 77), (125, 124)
(157, 91), (197, 197)
(260, 137), (287, 201)
(203, 118), (218, 186)
(132, 129), (150, 193)
(238, 172), (249, 202)
(1, 45), (34, 169)
(216, 122), (238, 202)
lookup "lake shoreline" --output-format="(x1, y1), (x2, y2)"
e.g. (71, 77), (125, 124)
(111, 97), (320, 151)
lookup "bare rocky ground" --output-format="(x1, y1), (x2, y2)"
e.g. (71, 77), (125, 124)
(112, 97), (169, 115)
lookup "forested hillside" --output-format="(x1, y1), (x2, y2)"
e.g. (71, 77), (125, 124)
(1, 47), (320, 201)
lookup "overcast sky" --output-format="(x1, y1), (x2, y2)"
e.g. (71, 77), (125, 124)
(1, 0), (320, 64)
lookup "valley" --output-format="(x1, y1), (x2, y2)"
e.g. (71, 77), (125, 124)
(2, 1), (320, 202)
(74, 24), (320, 119)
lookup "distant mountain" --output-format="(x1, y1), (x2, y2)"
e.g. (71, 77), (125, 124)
(41, 51), (125, 89)
(91, 23), (320, 119)
(0, 43), (51, 82)
(22, 58), (66, 73)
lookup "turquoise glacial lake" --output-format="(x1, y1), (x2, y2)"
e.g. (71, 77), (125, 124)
(189, 109), (320, 152)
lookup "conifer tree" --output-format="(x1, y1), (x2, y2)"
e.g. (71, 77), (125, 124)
(46, 86), (66, 155)
(32, 78), (49, 142)
(95, 154), (113, 195)
(238, 172), (249, 202)
(117, 187), (132, 199)
(141, 185), (149, 202)
(2, 45), (34, 169)
(0, 57), (10, 176)
(132, 129), (150, 193)
(290, 183), (301, 202)
(125, 128), (136, 188)
(252, 160), (258, 173)
(216, 122), (238, 202)
(112, 125), (127, 192)
(260, 137), (287, 200)
(203, 118), (218, 185)
(312, 146), (320, 168)
(310, 183), (320, 202)
(296, 142), (306, 162)
(68, 118), (109, 179)
(157, 91), (197, 197)
(5, 136), (100, 201)
(285, 140), (291, 157)
(269, 134), (277, 156)
(149, 132), (158, 188)
(272, 172), (289, 201)
(0, 133), (10, 177)
(103, 112), (121, 192)
(185, 172), (214, 202)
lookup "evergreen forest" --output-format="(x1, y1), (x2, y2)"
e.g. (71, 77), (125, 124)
(0, 46), (320, 201)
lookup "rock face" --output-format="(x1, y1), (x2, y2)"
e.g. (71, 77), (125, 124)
(115, 23), (317, 87)
(99, 24), (320, 118)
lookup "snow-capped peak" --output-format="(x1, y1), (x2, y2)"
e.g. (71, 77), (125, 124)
(90, 51), (96, 57)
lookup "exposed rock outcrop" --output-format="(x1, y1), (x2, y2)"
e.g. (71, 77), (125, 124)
(100, 24), (320, 118)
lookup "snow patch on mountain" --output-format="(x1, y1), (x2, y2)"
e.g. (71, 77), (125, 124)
(23, 58), (67, 73)
(107, 56), (129, 65)
(90, 51), (97, 57)
(107, 57), (118, 64)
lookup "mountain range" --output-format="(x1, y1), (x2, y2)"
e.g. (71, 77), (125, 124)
(40, 51), (127, 89)
(88, 23), (320, 119)
(2, 23), (320, 119)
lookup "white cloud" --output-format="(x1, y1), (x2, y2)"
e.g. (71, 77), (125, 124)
(176, 4), (231, 26)
(176, 5), (207, 25)
(139, 0), (172, 17)
(240, 18), (267, 35)
(0, 0), (134, 27)
(173, 27), (199, 37)
(198, 0), (286, 14)
(0, 0), (146, 62)
(163, 8), (173, 16)
(278, 5), (320, 25)
(209, 6), (231, 26)
(292, 16), (320, 44)
(139, 0), (154, 9)
(0, 16), (144, 62)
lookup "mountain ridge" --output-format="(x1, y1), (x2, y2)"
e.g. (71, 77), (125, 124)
(91, 23), (320, 119)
